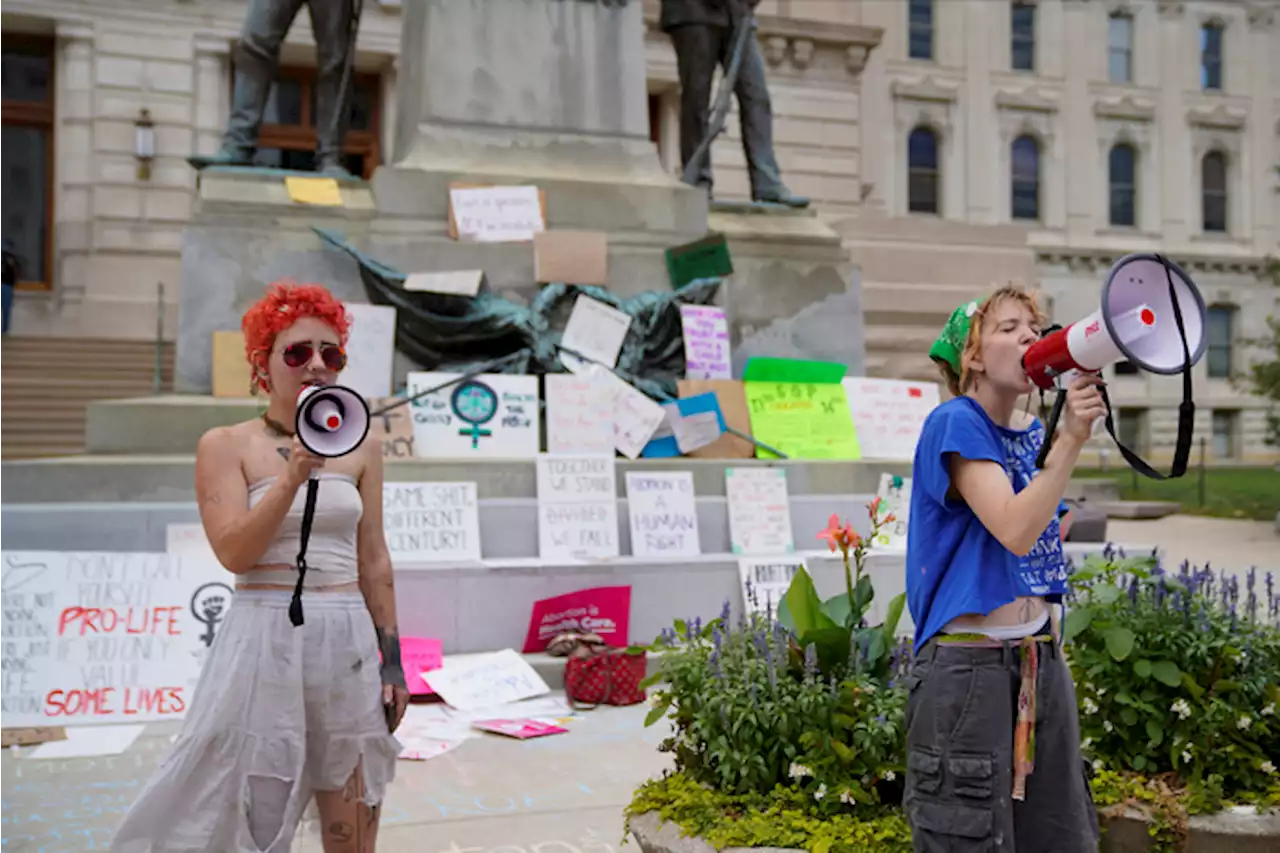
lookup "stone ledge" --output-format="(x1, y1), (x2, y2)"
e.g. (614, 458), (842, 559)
(629, 807), (1280, 853)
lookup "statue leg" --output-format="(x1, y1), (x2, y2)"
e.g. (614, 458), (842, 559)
(669, 24), (724, 192)
(309, 0), (357, 178)
(731, 30), (809, 208)
(192, 0), (306, 169)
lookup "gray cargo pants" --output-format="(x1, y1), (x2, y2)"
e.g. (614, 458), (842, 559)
(902, 635), (1101, 852)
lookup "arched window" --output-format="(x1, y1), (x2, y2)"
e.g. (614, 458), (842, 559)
(1108, 143), (1136, 227)
(908, 126), (940, 214)
(1011, 135), (1040, 221)
(1202, 150), (1227, 233)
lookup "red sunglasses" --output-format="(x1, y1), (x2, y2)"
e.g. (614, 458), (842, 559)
(281, 342), (347, 372)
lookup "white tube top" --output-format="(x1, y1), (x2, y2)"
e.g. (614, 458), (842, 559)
(240, 473), (363, 587)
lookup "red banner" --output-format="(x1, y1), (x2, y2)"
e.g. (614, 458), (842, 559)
(522, 586), (631, 653)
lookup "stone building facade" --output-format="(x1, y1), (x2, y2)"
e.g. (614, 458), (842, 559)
(2, 0), (1277, 460)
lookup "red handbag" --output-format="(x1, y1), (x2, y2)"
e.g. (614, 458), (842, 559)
(564, 649), (647, 710)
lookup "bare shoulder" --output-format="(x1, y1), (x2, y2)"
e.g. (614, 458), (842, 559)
(196, 420), (260, 465)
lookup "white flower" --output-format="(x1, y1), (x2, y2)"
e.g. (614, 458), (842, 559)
(839, 789), (855, 805)
(884, 770), (896, 781)
(789, 763), (811, 779)
(814, 783), (827, 801)
(1096, 686), (1107, 697)
(1262, 760), (1276, 775)
(1081, 737), (1093, 751)
(1093, 759), (1104, 772)
(1170, 699), (1192, 720)
(1182, 749), (1193, 764)
(1237, 715), (1252, 731)
(1103, 720), (1114, 733)
(1262, 703), (1275, 717)
(1082, 697), (1098, 715)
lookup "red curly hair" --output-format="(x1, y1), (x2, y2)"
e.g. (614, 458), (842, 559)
(242, 281), (351, 393)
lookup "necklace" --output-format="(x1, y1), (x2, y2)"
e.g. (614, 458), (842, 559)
(262, 413), (294, 438)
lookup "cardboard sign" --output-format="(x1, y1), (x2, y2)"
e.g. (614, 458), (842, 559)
(842, 377), (940, 460)
(368, 399), (417, 460)
(745, 382), (862, 460)
(404, 270), (486, 297)
(211, 330), (252, 398)
(534, 230), (609, 286)
(677, 379), (754, 458)
(725, 467), (794, 555)
(522, 586), (631, 652)
(739, 556), (807, 617)
(400, 636), (444, 696)
(536, 454), (621, 561)
(421, 649), (550, 711)
(0, 552), (235, 727)
(383, 482), (482, 564)
(561, 294), (632, 369)
(679, 304), (732, 380)
(625, 471), (701, 558)
(544, 373), (615, 456)
(665, 232), (733, 289)
(285, 176), (342, 206)
(343, 303), (397, 399)
(641, 392), (727, 459)
(406, 372), (540, 459)
(448, 184), (546, 242)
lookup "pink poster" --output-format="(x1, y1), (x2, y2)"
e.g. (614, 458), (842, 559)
(400, 636), (444, 696)
(522, 586), (632, 653)
(472, 718), (568, 739)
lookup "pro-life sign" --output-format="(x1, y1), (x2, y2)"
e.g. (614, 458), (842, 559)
(0, 552), (234, 727)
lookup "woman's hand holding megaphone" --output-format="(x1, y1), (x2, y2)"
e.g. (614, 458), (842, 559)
(1059, 373), (1108, 442)
(283, 435), (326, 489)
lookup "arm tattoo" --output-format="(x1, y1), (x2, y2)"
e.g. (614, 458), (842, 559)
(375, 627), (407, 689)
(276, 447), (290, 462)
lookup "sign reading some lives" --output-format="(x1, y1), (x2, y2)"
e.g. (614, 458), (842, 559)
(679, 304), (732, 380)
(407, 372), (540, 459)
(544, 373), (614, 456)
(0, 552), (234, 727)
(536, 454), (620, 561)
(739, 556), (807, 617)
(624, 471), (701, 558)
(725, 467), (795, 555)
(842, 377), (940, 460)
(383, 482), (482, 564)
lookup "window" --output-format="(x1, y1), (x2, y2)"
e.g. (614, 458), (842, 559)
(1011, 135), (1040, 221)
(908, 126), (940, 214)
(1108, 143), (1137, 227)
(1011, 2), (1036, 72)
(909, 0), (934, 61)
(240, 65), (383, 179)
(1108, 14), (1133, 83)
(2, 34), (55, 290)
(1201, 150), (1227, 233)
(1117, 407), (1148, 454)
(1211, 410), (1237, 458)
(1201, 24), (1223, 90)
(1206, 305), (1234, 379)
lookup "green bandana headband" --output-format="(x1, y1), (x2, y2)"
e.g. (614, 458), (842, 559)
(929, 299), (981, 374)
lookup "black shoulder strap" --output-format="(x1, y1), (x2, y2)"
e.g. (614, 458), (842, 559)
(288, 477), (321, 627)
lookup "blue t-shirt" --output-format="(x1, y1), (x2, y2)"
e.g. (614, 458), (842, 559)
(905, 396), (1070, 647)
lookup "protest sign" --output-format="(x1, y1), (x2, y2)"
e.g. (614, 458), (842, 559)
(739, 556), (807, 617)
(842, 377), (939, 460)
(679, 304), (732, 380)
(544, 373), (614, 456)
(725, 467), (795, 555)
(383, 482), (482, 563)
(536, 455), (621, 560)
(522, 586), (631, 653)
(624, 471), (701, 558)
(407, 372), (540, 459)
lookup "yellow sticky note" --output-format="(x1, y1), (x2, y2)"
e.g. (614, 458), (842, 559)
(744, 381), (861, 460)
(284, 176), (343, 206)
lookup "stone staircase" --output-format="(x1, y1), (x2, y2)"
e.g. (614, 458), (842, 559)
(0, 337), (174, 459)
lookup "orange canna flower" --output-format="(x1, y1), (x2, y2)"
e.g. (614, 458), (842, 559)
(818, 513), (856, 553)
(868, 496), (883, 521)
(883, 513), (897, 525)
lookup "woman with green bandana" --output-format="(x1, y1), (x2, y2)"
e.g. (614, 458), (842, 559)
(902, 286), (1105, 852)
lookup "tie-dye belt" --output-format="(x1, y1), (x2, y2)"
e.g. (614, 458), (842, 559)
(934, 630), (1056, 801)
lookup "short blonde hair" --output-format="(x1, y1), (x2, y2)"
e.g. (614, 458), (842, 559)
(936, 284), (1047, 397)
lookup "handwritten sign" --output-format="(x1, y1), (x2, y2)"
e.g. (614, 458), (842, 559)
(404, 269), (486, 297)
(739, 556), (807, 617)
(0, 552), (234, 727)
(383, 482), (482, 563)
(400, 636), (444, 696)
(544, 373), (615, 456)
(561, 295), (632, 369)
(843, 377), (940, 460)
(522, 586), (631, 652)
(745, 382), (862, 460)
(342, 303), (396, 399)
(625, 472), (701, 558)
(536, 454), (620, 561)
(449, 185), (545, 242)
(679, 304), (732, 380)
(407, 372), (540, 458)
(725, 467), (794, 555)
(871, 473), (912, 552)
(598, 371), (666, 459)
(421, 648), (550, 711)
(641, 393), (726, 458)
(368, 398), (417, 460)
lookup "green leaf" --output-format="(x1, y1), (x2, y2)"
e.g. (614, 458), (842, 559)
(639, 671), (665, 689)
(1145, 719), (1164, 747)
(775, 596), (795, 633)
(1063, 607), (1094, 642)
(1150, 660), (1181, 687)
(831, 740), (854, 762)
(801, 626), (853, 673)
(820, 592), (853, 630)
(673, 618), (689, 639)
(1132, 754), (1147, 771)
(812, 838), (833, 853)
(784, 567), (838, 637)
(644, 695), (672, 727)
(1133, 659), (1153, 679)
(1092, 583), (1123, 605)
(881, 592), (907, 650)
(853, 574), (875, 617)
(1121, 708), (1139, 726)
(1180, 673), (1205, 700)
(1105, 626), (1135, 661)
(1212, 679), (1241, 693)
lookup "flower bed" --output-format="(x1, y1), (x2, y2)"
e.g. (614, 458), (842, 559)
(626, 503), (1280, 853)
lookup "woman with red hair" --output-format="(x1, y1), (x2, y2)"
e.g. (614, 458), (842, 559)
(112, 281), (408, 853)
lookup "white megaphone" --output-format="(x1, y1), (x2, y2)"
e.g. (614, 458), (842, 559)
(295, 384), (371, 458)
(1023, 253), (1206, 478)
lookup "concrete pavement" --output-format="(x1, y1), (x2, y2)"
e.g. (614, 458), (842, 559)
(1106, 514), (1279, 574)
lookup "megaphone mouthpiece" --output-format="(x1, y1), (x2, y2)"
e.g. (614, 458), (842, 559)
(294, 383), (371, 458)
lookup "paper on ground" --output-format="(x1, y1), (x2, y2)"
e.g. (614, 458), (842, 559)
(22, 724), (145, 759)
(419, 649), (551, 711)
(394, 695), (576, 760)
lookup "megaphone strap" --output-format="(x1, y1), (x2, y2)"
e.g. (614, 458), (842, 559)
(288, 477), (322, 628)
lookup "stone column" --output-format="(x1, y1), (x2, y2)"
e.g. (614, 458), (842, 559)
(192, 37), (231, 160)
(53, 21), (95, 307)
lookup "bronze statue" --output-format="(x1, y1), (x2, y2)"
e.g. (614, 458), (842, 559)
(660, 0), (809, 208)
(189, 0), (362, 177)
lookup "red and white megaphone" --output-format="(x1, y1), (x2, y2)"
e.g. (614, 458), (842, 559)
(1023, 253), (1207, 390)
(295, 384), (371, 458)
